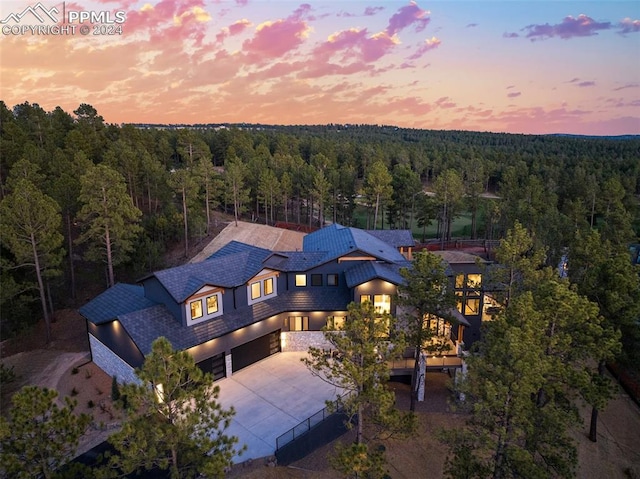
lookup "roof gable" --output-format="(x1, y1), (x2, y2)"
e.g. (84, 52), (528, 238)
(303, 224), (406, 263)
(149, 243), (272, 302)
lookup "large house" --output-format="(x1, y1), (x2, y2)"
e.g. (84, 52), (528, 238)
(80, 224), (491, 384)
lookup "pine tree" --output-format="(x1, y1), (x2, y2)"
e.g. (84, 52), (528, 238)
(76, 164), (142, 287)
(0, 179), (64, 343)
(0, 386), (91, 479)
(104, 337), (242, 478)
(396, 250), (456, 411)
(303, 302), (414, 478)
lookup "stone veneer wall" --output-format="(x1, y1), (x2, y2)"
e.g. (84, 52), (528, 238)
(89, 335), (140, 385)
(281, 331), (333, 352)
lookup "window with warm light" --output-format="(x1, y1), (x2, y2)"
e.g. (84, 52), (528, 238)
(206, 295), (218, 314)
(467, 274), (482, 288)
(250, 282), (261, 300)
(186, 290), (223, 326)
(327, 315), (345, 330)
(288, 315), (309, 331)
(264, 277), (274, 296)
(465, 297), (480, 315)
(295, 274), (307, 287)
(360, 294), (372, 304)
(190, 300), (203, 319)
(373, 294), (391, 314)
(455, 274), (465, 288)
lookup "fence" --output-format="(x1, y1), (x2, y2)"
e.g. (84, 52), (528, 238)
(276, 391), (352, 451)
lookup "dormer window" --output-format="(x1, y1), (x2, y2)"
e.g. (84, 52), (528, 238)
(185, 286), (224, 326)
(247, 271), (278, 305)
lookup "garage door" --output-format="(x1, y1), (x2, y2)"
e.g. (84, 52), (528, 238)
(196, 353), (226, 381)
(231, 330), (281, 373)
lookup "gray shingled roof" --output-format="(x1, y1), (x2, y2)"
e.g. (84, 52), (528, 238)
(303, 224), (407, 264)
(365, 230), (415, 248)
(79, 283), (157, 325)
(150, 244), (272, 302)
(118, 288), (352, 355)
(344, 261), (410, 288)
(262, 251), (328, 271)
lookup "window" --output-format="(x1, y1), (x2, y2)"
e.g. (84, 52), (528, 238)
(327, 316), (345, 330)
(373, 294), (391, 314)
(250, 282), (261, 300)
(264, 278), (274, 296)
(295, 274), (307, 287)
(190, 300), (203, 319)
(455, 274), (465, 288)
(467, 274), (482, 288)
(465, 298), (480, 315)
(311, 274), (323, 286)
(455, 292), (463, 313)
(360, 294), (372, 304)
(327, 274), (338, 286)
(428, 317), (451, 337)
(288, 316), (309, 331)
(186, 290), (223, 326)
(206, 295), (218, 314)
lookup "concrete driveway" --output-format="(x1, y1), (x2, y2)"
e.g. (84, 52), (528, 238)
(215, 352), (343, 462)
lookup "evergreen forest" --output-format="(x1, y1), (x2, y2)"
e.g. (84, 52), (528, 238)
(1, 100), (638, 358)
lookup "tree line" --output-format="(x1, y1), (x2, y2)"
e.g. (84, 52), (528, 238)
(1, 100), (638, 345)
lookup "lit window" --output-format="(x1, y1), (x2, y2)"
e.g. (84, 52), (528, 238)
(467, 274), (482, 288)
(465, 298), (480, 315)
(455, 274), (465, 288)
(289, 316), (309, 331)
(295, 274), (306, 287)
(455, 292), (463, 313)
(327, 274), (338, 286)
(328, 316), (345, 330)
(311, 274), (323, 286)
(360, 295), (372, 304)
(190, 300), (203, 319)
(206, 295), (218, 314)
(373, 294), (391, 314)
(251, 282), (261, 300)
(264, 278), (274, 295)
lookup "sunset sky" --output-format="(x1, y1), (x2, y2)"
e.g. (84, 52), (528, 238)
(1, 0), (638, 135)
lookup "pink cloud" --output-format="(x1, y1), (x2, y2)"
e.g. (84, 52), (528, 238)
(229, 19), (250, 35)
(236, 0), (249, 6)
(507, 92), (521, 98)
(577, 81), (596, 87)
(123, 0), (208, 35)
(386, 1), (430, 36)
(406, 36), (441, 60)
(523, 14), (611, 40)
(312, 28), (397, 65)
(243, 18), (309, 60)
(618, 18), (640, 34)
(435, 97), (456, 109)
